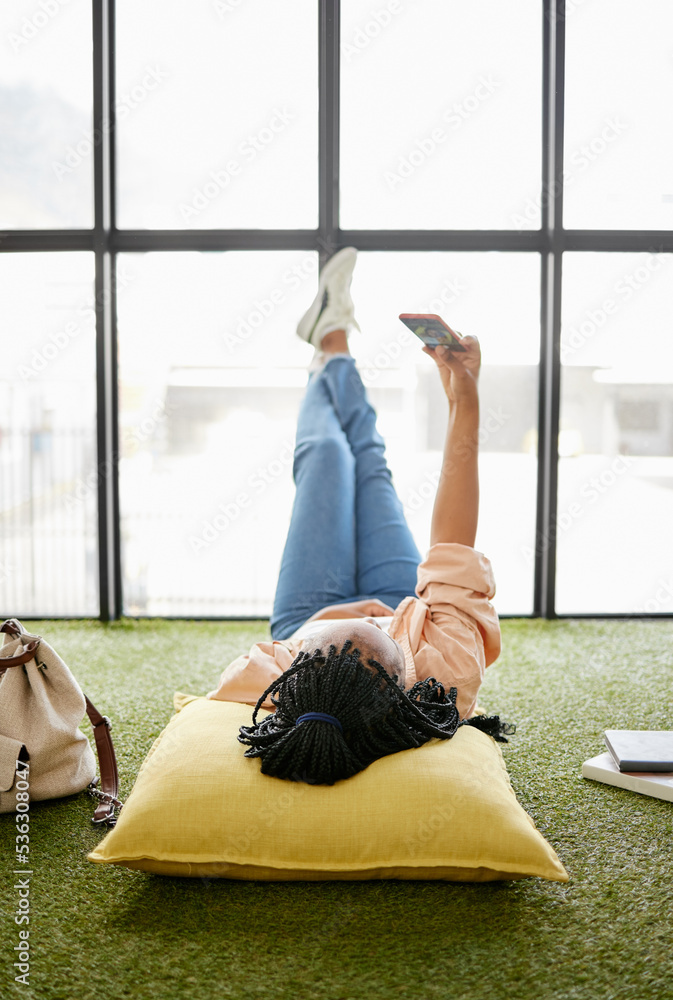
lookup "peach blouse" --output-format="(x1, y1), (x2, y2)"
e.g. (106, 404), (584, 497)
(207, 542), (501, 719)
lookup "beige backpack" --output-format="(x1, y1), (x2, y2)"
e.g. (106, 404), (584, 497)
(0, 619), (120, 825)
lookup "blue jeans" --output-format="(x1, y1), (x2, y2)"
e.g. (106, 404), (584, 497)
(270, 356), (422, 639)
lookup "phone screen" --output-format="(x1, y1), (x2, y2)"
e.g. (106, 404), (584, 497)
(399, 314), (466, 351)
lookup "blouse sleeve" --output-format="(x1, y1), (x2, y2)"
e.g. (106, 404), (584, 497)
(399, 542), (501, 718)
(206, 640), (299, 709)
(415, 542), (501, 666)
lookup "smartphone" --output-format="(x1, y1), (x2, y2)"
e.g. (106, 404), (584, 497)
(399, 313), (466, 351)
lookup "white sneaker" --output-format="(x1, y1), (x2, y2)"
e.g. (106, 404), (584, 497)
(296, 247), (360, 349)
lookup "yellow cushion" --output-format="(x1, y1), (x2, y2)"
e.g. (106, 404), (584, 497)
(88, 695), (568, 882)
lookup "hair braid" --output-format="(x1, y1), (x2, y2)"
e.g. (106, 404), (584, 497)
(238, 641), (512, 785)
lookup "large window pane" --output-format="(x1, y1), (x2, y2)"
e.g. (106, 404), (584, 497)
(564, 0), (673, 230)
(0, 253), (97, 615)
(0, 0), (93, 228)
(340, 0), (541, 230)
(117, 251), (539, 616)
(557, 252), (673, 613)
(115, 0), (318, 229)
(349, 252), (540, 615)
(117, 251), (318, 615)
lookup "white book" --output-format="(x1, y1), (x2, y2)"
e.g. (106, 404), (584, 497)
(604, 730), (673, 772)
(582, 752), (673, 803)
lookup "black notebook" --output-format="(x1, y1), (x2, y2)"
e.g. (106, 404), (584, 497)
(604, 730), (673, 773)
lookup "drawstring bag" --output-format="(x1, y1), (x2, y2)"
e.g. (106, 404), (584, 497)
(0, 618), (120, 826)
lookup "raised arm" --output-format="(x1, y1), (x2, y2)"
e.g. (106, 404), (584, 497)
(423, 334), (481, 548)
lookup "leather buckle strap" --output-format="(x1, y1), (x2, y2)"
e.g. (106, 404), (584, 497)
(1, 618), (26, 637)
(0, 639), (41, 676)
(85, 696), (121, 826)
(1, 619), (40, 675)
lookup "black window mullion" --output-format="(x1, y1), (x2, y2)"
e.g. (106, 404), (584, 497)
(319, 0), (340, 259)
(534, 0), (566, 618)
(562, 230), (673, 253)
(109, 0), (122, 618)
(5, 227), (673, 256)
(92, 0), (121, 620)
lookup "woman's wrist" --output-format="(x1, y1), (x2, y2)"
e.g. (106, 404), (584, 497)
(448, 394), (479, 435)
(447, 381), (479, 410)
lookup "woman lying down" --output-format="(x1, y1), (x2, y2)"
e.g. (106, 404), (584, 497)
(207, 248), (513, 785)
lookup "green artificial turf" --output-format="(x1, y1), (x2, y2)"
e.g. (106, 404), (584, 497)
(1, 618), (672, 1000)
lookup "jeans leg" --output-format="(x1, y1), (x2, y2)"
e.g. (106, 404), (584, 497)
(318, 357), (421, 606)
(270, 368), (358, 639)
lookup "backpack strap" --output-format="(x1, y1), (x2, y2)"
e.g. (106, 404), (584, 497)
(0, 620), (39, 674)
(0, 640), (40, 673)
(84, 697), (121, 826)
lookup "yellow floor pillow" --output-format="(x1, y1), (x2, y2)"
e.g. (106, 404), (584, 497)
(88, 694), (568, 882)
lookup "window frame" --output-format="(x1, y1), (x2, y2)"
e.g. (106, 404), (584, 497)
(3, 0), (672, 620)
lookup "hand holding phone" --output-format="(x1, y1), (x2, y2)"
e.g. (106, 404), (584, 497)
(400, 312), (479, 403)
(398, 313), (466, 352)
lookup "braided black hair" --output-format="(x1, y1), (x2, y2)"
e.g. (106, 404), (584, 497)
(238, 641), (513, 785)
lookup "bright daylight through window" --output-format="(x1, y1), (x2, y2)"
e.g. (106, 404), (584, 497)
(0, 0), (671, 619)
